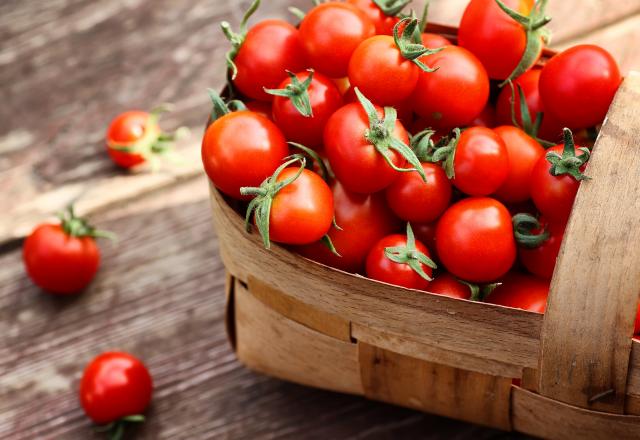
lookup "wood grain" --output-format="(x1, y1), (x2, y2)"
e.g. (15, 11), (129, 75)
(537, 74), (640, 413)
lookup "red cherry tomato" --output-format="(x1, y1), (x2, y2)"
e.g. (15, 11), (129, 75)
(493, 126), (545, 203)
(530, 144), (586, 224)
(540, 44), (622, 130)
(495, 68), (565, 143)
(366, 234), (434, 290)
(436, 197), (516, 283)
(324, 102), (410, 194)
(485, 272), (549, 313)
(458, 0), (537, 80)
(428, 273), (473, 300)
(232, 20), (308, 101)
(245, 101), (272, 120)
(23, 224), (100, 295)
(267, 168), (334, 245)
(349, 35), (420, 106)
(471, 105), (497, 128)
(519, 218), (565, 280)
(202, 111), (289, 200)
(106, 111), (159, 169)
(80, 352), (153, 425)
(385, 163), (452, 223)
(452, 127), (509, 197)
(271, 71), (343, 149)
(347, 0), (400, 35)
(297, 181), (400, 273)
(412, 46), (490, 130)
(300, 3), (375, 78)
(421, 32), (453, 49)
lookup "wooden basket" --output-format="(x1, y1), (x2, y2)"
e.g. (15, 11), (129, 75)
(209, 24), (640, 439)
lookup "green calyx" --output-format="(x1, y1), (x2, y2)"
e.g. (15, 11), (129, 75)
(457, 279), (501, 302)
(265, 70), (315, 117)
(95, 415), (145, 440)
(355, 88), (427, 182)
(419, 127), (461, 179)
(506, 81), (554, 148)
(288, 141), (331, 182)
(385, 223), (437, 282)
(410, 129), (437, 162)
(221, 0), (261, 79)
(393, 18), (441, 72)
(513, 213), (550, 249)
(207, 89), (248, 123)
(374, 0), (413, 17)
(495, 0), (552, 86)
(58, 206), (115, 241)
(240, 155), (307, 249)
(546, 128), (591, 181)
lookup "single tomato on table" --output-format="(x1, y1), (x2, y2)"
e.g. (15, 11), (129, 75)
(436, 197), (516, 283)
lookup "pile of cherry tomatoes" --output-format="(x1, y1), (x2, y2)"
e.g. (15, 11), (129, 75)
(202, 0), (634, 323)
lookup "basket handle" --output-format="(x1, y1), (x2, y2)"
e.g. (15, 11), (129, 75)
(537, 72), (640, 413)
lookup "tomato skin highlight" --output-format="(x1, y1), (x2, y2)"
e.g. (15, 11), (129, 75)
(23, 224), (100, 295)
(485, 272), (550, 313)
(412, 46), (490, 130)
(428, 273), (473, 300)
(324, 102), (409, 194)
(530, 144), (585, 224)
(297, 181), (401, 273)
(233, 20), (308, 101)
(453, 127), (509, 197)
(268, 168), (334, 245)
(347, 0), (399, 35)
(436, 197), (516, 283)
(366, 234), (433, 290)
(458, 0), (537, 80)
(540, 44), (622, 130)
(493, 126), (545, 203)
(348, 35), (420, 106)
(80, 352), (153, 425)
(202, 111), (289, 200)
(300, 3), (375, 78)
(107, 111), (158, 169)
(385, 163), (452, 223)
(519, 219), (565, 280)
(271, 71), (343, 149)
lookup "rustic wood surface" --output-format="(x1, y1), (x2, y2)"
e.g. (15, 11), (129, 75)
(1, 0), (640, 438)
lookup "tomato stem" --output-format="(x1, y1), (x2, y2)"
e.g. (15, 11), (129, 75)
(207, 89), (248, 124)
(546, 128), (591, 181)
(373, 0), (412, 17)
(288, 141), (332, 182)
(384, 223), (437, 282)
(393, 18), (442, 72)
(505, 81), (554, 147)
(513, 213), (550, 249)
(58, 206), (115, 241)
(221, 0), (261, 80)
(265, 70), (315, 117)
(240, 155), (307, 249)
(423, 128), (460, 180)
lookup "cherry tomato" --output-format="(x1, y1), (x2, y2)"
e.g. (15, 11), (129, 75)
(436, 197), (516, 283)
(386, 163), (452, 223)
(347, 0), (400, 35)
(485, 272), (549, 313)
(349, 34), (421, 106)
(540, 44), (622, 130)
(519, 218), (565, 280)
(245, 101), (272, 120)
(106, 111), (160, 169)
(202, 111), (289, 200)
(300, 3), (375, 78)
(530, 144), (587, 224)
(232, 20), (308, 101)
(428, 273), (473, 300)
(458, 0), (538, 80)
(324, 102), (410, 194)
(297, 181), (400, 273)
(471, 105), (496, 128)
(366, 233), (434, 290)
(271, 71), (343, 149)
(493, 126), (545, 203)
(267, 167), (334, 245)
(495, 68), (565, 143)
(80, 352), (153, 425)
(421, 32), (453, 49)
(412, 45), (490, 130)
(23, 222), (101, 295)
(452, 127), (509, 197)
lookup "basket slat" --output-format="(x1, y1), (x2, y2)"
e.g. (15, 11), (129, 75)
(538, 73), (640, 413)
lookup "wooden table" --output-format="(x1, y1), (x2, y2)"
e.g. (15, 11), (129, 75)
(1, 1), (639, 438)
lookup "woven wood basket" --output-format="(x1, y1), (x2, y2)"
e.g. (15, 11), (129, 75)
(209, 24), (640, 439)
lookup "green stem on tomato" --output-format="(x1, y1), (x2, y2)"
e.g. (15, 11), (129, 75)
(384, 223), (437, 282)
